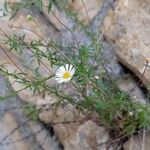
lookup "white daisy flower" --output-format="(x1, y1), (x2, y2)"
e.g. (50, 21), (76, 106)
(55, 64), (75, 83)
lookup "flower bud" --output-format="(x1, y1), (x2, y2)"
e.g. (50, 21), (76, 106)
(27, 15), (33, 21)
(129, 112), (133, 116)
(94, 75), (99, 80)
(146, 58), (150, 63)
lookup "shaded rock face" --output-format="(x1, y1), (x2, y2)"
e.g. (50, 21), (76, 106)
(117, 75), (149, 104)
(102, 0), (150, 88)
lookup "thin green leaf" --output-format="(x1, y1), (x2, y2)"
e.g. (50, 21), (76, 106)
(48, 0), (52, 13)
(4, 1), (8, 12)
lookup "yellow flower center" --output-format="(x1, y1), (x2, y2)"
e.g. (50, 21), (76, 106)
(63, 72), (71, 79)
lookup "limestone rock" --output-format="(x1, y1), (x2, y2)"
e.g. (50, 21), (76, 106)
(66, 0), (103, 23)
(64, 120), (109, 150)
(42, 0), (104, 31)
(39, 104), (109, 150)
(102, 0), (150, 88)
(0, 113), (30, 150)
(39, 104), (85, 142)
(43, 2), (71, 31)
(0, 75), (61, 150)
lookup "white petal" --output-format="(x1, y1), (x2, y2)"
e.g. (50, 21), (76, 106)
(69, 64), (73, 72)
(65, 64), (69, 72)
(57, 80), (63, 83)
(55, 66), (66, 76)
(67, 77), (72, 81)
(63, 79), (68, 83)
(55, 77), (61, 81)
(59, 66), (66, 73)
(55, 70), (61, 74)
(55, 72), (63, 77)
(55, 77), (64, 83)
(70, 68), (75, 75)
(64, 77), (72, 82)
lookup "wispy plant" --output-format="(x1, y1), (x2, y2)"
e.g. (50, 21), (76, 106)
(0, 0), (150, 145)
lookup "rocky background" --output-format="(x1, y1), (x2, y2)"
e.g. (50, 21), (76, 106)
(0, 0), (150, 149)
